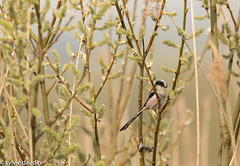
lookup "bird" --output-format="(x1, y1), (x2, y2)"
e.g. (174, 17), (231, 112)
(120, 79), (168, 131)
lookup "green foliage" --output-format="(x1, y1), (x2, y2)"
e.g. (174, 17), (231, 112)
(66, 43), (74, 57)
(99, 56), (108, 69)
(183, 53), (193, 71)
(186, 27), (204, 40)
(32, 108), (41, 119)
(128, 54), (143, 62)
(3, 128), (11, 149)
(95, 2), (111, 20)
(135, 75), (150, 81)
(97, 104), (105, 120)
(11, 95), (29, 108)
(69, 62), (80, 78)
(0, 18), (13, 32)
(138, 25), (146, 39)
(176, 26), (186, 37)
(194, 14), (208, 20)
(162, 39), (180, 49)
(116, 50), (125, 59)
(116, 27), (132, 38)
(108, 70), (122, 79)
(161, 66), (176, 73)
(164, 11), (178, 17)
(97, 160), (106, 166)
(78, 20), (87, 36)
(1, 0), (238, 165)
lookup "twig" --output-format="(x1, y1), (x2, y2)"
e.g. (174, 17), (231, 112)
(0, 78), (29, 141)
(0, 79), (17, 160)
(27, 6), (34, 162)
(43, 0), (62, 47)
(225, 0), (237, 28)
(190, 0), (200, 165)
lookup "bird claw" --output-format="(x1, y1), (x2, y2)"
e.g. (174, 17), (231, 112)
(137, 142), (153, 153)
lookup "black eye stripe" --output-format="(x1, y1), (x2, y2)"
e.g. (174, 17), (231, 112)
(155, 80), (167, 88)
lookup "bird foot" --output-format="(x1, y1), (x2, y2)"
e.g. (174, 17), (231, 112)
(137, 142), (153, 153)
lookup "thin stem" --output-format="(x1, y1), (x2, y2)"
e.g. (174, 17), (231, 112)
(27, 6), (33, 162)
(43, 0), (62, 47)
(143, 0), (165, 59)
(233, 91), (240, 141)
(0, 78), (29, 141)
(152, 1), (186, 165)
(225, 0), (237, 28)
(190, 0), (200, 165)
(35, 3), (50, 127)
(138, 62), (145, 166)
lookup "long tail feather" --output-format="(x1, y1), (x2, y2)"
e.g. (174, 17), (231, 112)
(120, 108), (145, 131)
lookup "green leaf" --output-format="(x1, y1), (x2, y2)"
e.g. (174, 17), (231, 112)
(90, 116), (95, 127)
(162, 39), (180, 49)
(99, 56), (108, 69)
(104, 18), (120, 27)
(32, 108), (41, 118)
(223, 53), (233, 59)
(184, 109), (193, 125)
(44, 127), (58, 141)
(97, 104), (105, 119)
(80, 109), (93, 117)
(83, 97), (94, 106)
(174, 87), (185, 96)
(74, 30), (82, 41)
(101, 68), (106, 80)
(78, 20), (87, 36)
(159, 25), (169, 31)
(12, 95), (29, 108)
(128, 55), (142, 62)
(218, 32), (228, 45)
(237, 81), (240, 87)
(138, 25), (145, 39)
(186, 27), (204, 40)
(194, 14), (208, 20)
(4, 128), (11, 149)
(176, 26), (186, 37)
(135, 75), (150, 81)
(161, 66), (176, 73)
(116, 50), (125, 59)
(0, 19), (13, 32)
(66, 43), (73, 57)
(116, 27), (132, 38)
(160, 138), (169, 152)
(77, 83), (91, 93)
(77, 146), (86, 163)
(108, 70), (122, 79)
(69, 62), (80, 78)
(97, 160), (106, 166)
(164, 11), (177, 17)
(96, 2), (111, 20)
(231, 71), (240, 77)
(183, 53), (193, 71)
(5, 76), (22, 88)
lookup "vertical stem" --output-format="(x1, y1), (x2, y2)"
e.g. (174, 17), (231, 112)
(138, 64), (145, 166)
(152, 0), (187, 165)
(35, 2), (50, 127)
(190, 0), (200, 165)
(27, 6), (33, 162)
(210, 0), (230, 165)
(152, 111), (162, 166)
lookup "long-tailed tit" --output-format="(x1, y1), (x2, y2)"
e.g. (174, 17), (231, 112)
(120, 79), (168, 131)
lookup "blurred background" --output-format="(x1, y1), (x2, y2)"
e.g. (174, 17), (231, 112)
(45, 0), (239, 165)
(1, 0), (239, 165)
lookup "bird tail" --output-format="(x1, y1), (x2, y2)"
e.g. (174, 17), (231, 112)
(120, 108), (145, 131)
